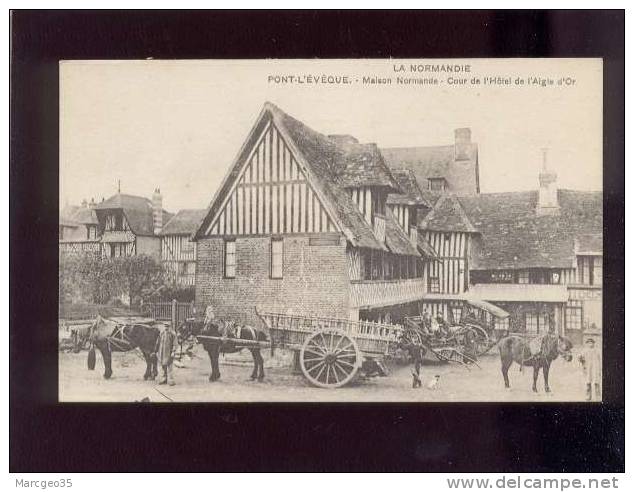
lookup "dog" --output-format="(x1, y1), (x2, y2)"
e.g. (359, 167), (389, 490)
(427, 375), (441, 390)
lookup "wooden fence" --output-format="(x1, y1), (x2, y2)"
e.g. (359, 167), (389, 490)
(145, 300), (195, 329)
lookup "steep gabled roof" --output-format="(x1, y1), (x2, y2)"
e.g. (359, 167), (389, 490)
(459, 189), (602, 270)
(387, 169), (434, 208)
(161, 209), (207, 235)
(420, 194), (478, 233)
(95, 193), (172, 236)
(276, 105), (400, 192)
(381, 143), (479, 196)
(194, 102), (410, 253)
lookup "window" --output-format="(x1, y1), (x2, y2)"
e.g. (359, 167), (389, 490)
(451, 307), (462, 324)
(551, 271), (561, 284)
(525, 312), (550, 335)
(179, 261), (195, 277)
(372, 190), (385, 216)
(362, 250), (372, 280)
(529, 269), (547, 284)
(565, 301), (583, 331)
(494, 317), (510, 331)
(525, 313), (538, 334)
(491, 270), (513, 283)
(428, 276), (440, 293)
(518, 270), (529, 284)
(224, 239), (236, 278)
(115, 213), (123, 231)
(577, 256), (593, 285)
(428, 178), (447, 191)
(109, 243), (127, 258)
(271, 238), (283, 279)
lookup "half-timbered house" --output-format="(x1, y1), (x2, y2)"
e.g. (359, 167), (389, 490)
(93, 190), (172, 259)
(193, 102), (437, 325)
(416, 194), (479, 322)
(463, 185), (602, 342)
(160, 209), (206, 285)
(59, 200), (101, 256)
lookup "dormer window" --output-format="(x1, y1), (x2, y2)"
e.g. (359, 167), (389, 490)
(372, 189), (386, 216)
(428, 178), (447, 191)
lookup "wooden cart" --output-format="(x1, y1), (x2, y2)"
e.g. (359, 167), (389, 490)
(255, 308), (403, 389)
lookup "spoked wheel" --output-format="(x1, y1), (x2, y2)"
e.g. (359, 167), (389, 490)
(300, 329), (361, 388)
(466, 326), (490, 356)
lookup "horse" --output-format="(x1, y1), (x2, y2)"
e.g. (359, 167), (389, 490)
(177, 318), (268, 382)
(87, 315), (161, 380)
(498, 333), (573, 393)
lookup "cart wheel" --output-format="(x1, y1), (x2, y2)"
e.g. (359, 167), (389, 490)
(300, 329), (360, 388)
(470, 328), (490, 356)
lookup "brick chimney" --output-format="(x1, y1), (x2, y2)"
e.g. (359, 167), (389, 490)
(152, 188), (163, 234)
(454, 128), (471, 161)
(537, 148), (559, 215)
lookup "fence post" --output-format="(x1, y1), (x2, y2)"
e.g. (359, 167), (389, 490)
(171, 299), (177, 330)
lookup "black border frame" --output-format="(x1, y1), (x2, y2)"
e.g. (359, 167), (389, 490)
(10, 10), (625, 472)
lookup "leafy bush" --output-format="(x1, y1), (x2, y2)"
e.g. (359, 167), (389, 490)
(59, 254), (167, 307)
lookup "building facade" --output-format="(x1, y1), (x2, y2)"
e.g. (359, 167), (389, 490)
(193, 102), (436, 325)
(59, 200), (101, 256)
(160, 209), (206, 286)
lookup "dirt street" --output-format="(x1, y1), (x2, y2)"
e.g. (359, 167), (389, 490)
(59, 345), (594, 403)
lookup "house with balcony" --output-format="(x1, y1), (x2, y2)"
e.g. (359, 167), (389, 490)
(160, 209), (206, 286)
(93, 189), (172, 259)
(192, 102), (436, 325)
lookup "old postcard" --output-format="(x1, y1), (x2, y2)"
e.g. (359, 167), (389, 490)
(58, 58), (603, 402)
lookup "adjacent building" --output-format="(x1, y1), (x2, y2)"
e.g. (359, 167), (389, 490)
(160, 209), (206, 286)
(60, 190), (173, 260)
(59, 199), (101, 256)
(381, 127), (480, 196)
(413, 150), (602, 342)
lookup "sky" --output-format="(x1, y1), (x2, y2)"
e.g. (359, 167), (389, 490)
(60, 59), (602, 214)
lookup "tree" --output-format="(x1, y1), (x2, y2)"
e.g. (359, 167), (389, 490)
(73, 254), (122, 304)
(113, 255), (166, 307)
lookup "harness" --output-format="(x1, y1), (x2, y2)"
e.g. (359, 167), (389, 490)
(107, 324), (135, 352)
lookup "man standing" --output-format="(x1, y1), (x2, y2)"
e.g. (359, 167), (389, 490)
(579, 337), (602, 401)
(158, 323), (177, 386)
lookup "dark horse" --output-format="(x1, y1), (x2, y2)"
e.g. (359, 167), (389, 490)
(498, 333), (573, 393)
(177, 318), (268, 382)
(87, 315), (160, 380)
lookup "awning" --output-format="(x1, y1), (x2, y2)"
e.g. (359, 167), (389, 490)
(464, 298), (510, 319)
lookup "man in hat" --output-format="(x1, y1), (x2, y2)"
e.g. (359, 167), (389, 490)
(158, 322), (177, 386)
(578, 337), (602, 401)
